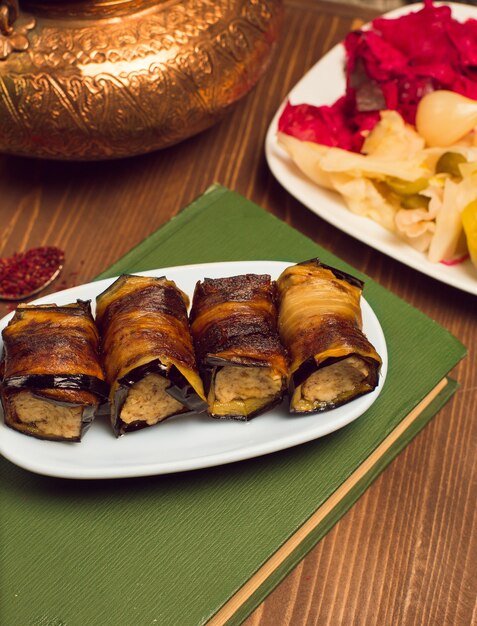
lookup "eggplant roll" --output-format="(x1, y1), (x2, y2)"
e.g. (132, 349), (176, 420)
(1, 300), (108, 441)
(276, 260), (382, 413)
(95, 274), (206, 436)
(189, 274), (288, 420)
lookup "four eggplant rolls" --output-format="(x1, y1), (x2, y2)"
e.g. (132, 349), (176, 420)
(95, 275), (206, 436)
(277, 259), (382, 414)
(0, 300), (108, 441)
(189, 274), (288, 420)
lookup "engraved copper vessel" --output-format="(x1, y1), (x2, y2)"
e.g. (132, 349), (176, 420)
(0, 0), (282, 159)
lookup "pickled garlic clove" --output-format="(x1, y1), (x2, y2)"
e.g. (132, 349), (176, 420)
(415, 90), (477, 147)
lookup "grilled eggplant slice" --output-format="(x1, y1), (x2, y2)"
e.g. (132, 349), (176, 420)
(276, 259), (382, 413)
(189, 274), (288, 420)
(95, 274), (206, 436)
(1, 300), (108, 441)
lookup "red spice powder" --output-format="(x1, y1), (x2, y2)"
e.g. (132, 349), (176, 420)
(0, 246), (65, 299)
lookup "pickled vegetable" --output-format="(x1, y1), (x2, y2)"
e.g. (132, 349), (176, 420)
(400, 194), (430, 210)
(435, 152), (467, 178)
(385, 176), (428, 196)
(462, 200), (477, 269)
(416, 91), (477, 148)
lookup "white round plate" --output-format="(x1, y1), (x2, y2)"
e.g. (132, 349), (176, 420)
(0, 261), (387, 479)
(265, 3), (477, 296)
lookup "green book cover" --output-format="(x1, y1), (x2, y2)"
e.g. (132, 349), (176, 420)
(1, 185), (466, 626)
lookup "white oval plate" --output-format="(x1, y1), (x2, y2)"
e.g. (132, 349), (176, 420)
(265, 3), (477, 296)
(0, 261), (387, 479)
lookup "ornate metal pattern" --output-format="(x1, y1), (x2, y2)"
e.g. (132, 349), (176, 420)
(0, 0), (35, 59)
(0, 0), (282, 159)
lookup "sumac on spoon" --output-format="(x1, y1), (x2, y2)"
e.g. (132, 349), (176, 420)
(0, 246), (65, 301)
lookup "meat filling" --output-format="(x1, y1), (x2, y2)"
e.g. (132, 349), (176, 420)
(120, 373), (185, 425)
(10, 390), (83, 439)
(215, 366), (282, 402)
(293, 356), (370, 411)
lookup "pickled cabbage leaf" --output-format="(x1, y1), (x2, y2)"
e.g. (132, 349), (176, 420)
(279, 0), (477, 150)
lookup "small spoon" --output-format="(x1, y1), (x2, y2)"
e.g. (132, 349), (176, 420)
(416, 90), (477, 147)
(0, 264), (64, 301)
(0, 246), (65, 302)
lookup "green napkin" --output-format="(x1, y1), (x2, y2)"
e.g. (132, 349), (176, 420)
(1, 185), (466, 626)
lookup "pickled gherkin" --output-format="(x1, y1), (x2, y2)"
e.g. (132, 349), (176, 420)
(400, 194), (430, 210)
(385, 176), (428, 196)
(435, 152), (467, 179)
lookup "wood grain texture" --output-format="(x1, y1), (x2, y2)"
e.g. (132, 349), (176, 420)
(209, 378), (450, 626)
(0, 2), (475, 625)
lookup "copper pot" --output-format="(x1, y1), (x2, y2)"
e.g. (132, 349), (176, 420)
(0, 0), (282, 159)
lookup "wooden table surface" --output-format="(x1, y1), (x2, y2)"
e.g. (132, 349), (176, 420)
(1, 1), (476, 625)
